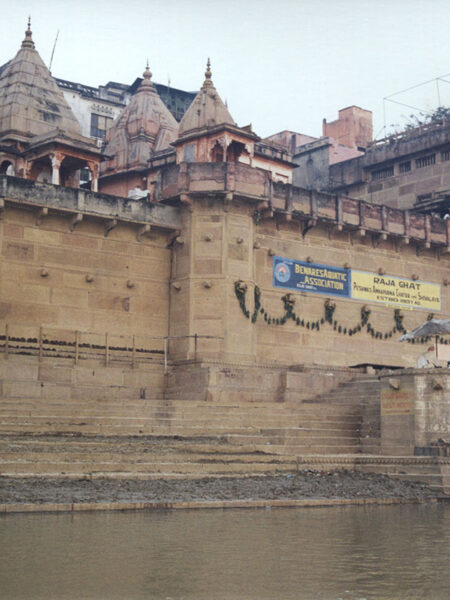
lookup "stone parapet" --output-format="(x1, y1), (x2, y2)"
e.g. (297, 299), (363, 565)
(0, 175), (181, 231)
(158, 162), (450, 248)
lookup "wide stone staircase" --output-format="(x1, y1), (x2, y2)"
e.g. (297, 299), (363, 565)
(0, 356), (448, 492)
(0, 357), (374, 478)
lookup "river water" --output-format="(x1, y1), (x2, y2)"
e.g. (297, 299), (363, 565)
(1, 503), (449, 600)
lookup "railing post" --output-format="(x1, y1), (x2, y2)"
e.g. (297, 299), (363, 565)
(164, 337), (168, 374)
(132, 335), (136, 369)
(4, 324), (9, 359)
(75, 330), (79, 365)
(39, 327), (43, 362)
(105, 333), (109, 367)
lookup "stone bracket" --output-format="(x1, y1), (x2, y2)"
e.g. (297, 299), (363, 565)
(350, 227), (366, 244)
(372, 231), (388, 248)
(137, 224), (151, 242)
(167, 230), (183, 247)
(416, 241), (431, 257)
(394, 236), (410, 252)
(302, 217), (317, 238)
(437, 246), (450, 260)
(223, 192), (233, 212)
(104, 218), (118, 237)
(69, 213), (83, 232)
(180, 193), (193, 212)
(36, 207), (48, 226)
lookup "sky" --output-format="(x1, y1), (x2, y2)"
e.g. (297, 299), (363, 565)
(1, 0), (449, 139)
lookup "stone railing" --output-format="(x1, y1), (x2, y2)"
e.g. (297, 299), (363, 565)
(0, 175), (181, 231)
(159, 162), (450, 249)
(0, 324), (222, 371)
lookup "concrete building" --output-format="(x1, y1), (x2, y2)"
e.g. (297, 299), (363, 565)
(266, 107), (368, 190)
(56, 76), (196, 143)
(0, 24), (449, 488)
(328, 119), (450, 212)
(269, 105), (449, 217)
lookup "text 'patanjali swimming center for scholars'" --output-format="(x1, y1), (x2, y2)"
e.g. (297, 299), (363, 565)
(273, 256), (440, 310)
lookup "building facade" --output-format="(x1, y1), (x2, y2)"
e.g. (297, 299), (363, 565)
(0, 23), (449, 379)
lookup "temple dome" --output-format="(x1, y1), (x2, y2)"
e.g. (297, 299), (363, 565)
(178, 59), (235, 137)
(0, 20), (82, 143)
(102, 63), (179, 173)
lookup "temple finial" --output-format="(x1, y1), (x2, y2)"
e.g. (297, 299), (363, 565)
(22, 16), (35, 49)
(143, 60), (152, 81)
(205, 58), (212, 81)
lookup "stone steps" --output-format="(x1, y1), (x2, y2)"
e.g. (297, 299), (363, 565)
(0, 365), (379, 474)
(0, 423), (361, 446)
(0, 405), (363, 423)
(0, 433), (299, 477)
(0, 411), (362, 431)
(0, 460), (299, 477)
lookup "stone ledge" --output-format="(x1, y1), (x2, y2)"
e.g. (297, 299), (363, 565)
(296, 455), (450, 465)
(0, 496), (437, 514)
(0, 175), (181, 231)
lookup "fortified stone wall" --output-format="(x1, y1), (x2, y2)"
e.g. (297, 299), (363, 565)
(163, 163), (450, 368)
(0, 176), (175, 359)
(1, 169), (450, 371)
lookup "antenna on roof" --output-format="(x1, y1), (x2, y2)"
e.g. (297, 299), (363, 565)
(48, 29), (59, 73)
(166, 74), (171, 103)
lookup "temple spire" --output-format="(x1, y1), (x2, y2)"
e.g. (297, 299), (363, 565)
(21, 16), (35, 49)
(143, 60), (152, 80)
(138, 60), (154, 92)
(204, 58), (212, 84)
(178, 59), (235, 137)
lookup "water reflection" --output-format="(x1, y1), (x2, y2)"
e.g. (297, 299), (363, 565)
(1, 504), (449, 599)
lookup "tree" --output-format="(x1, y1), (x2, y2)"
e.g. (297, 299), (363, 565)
(404, 106), (450, 130)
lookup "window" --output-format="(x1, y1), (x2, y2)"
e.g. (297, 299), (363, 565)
(417, 193), (432, 203)
(441, 150), (450, 162)
(415, 154), (435, 169)
(90, 114), (113, 138)
(371, 166), (394, 181)
(399, 161), (411, 173)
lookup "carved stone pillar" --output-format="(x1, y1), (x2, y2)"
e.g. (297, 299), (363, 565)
(50, 152), (63, 185)
(87, 161), (99, 192)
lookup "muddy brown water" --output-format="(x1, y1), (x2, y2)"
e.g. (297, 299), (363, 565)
(1, 503), (449, 599)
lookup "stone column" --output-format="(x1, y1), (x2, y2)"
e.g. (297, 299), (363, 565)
(50, 152), (63, 185)
(88, 161), (99, 192)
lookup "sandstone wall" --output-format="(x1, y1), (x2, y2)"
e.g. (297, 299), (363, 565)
(380, 371), (450, 455)
(169, 194), (450, 367)
(0, 203), (171, 349)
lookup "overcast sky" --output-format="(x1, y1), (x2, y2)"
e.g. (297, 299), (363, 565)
(1, 0), (449, 139)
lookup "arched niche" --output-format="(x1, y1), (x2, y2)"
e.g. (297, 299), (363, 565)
(210, 141), (224, 162)
(0, 160), (15, 175)
(29, 157), (52, 183)
(226, 140), (246, 162)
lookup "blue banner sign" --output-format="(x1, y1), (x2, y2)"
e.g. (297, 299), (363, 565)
(273, 256), (351, 298)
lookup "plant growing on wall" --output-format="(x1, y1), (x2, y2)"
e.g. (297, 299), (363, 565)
(234, 281), (449, 344)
